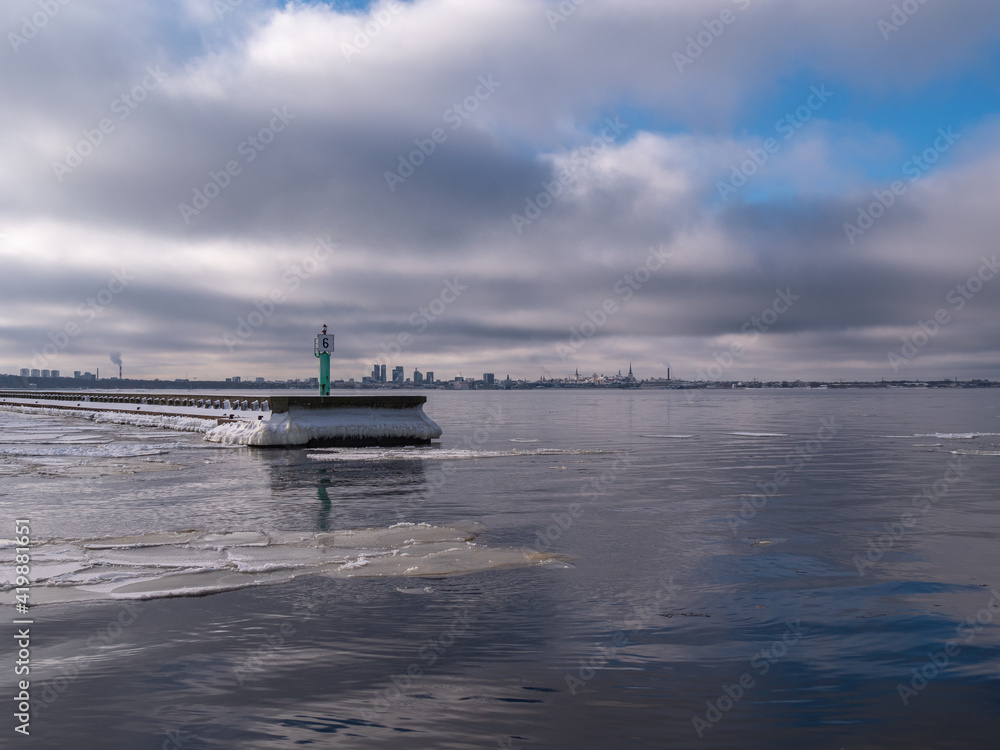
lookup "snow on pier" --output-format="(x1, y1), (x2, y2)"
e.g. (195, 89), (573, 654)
(0, 391), (442, 447)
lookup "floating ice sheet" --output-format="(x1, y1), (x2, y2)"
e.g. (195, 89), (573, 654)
(0, 524), (567, 605)
(306, 447), (625, 462)
(882, 432), (1000, 439)
(0, 444), (171, 458)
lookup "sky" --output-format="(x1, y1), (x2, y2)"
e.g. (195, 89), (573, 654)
(3, 0), (1000, 383)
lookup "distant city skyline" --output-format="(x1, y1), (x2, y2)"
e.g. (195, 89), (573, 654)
(3, 1), (999, 382)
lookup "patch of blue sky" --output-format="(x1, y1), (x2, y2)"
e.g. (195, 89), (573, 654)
(272, 0), (412, 12)
(733, 67), (996, 183)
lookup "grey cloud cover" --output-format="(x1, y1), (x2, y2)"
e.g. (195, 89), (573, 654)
(2, 0), (999, 381)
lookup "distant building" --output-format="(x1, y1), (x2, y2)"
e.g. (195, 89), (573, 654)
(413, 369), (423, 385)
(426, 372), (434, 384)
(30, 369), (40, 378)
(233, 376), (241, 383)
(51, 370), (59, 378)
(371, 364), (380, 382)
(483, 373), (495, 385)
(392, 366), (404, 384)
(380, 364), (387, 383)
(41, 369), (50, 378)
(74, 371), (81, 378)
(19, 368), (28, 377)
(255, 377), (265, 384)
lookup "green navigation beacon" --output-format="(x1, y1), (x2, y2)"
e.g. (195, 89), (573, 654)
(314, 324), (334, 396)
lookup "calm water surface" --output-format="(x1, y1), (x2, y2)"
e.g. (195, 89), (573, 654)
(2, 389), (999, 748)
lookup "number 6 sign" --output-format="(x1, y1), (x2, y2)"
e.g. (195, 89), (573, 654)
(315, 333), (334, 353)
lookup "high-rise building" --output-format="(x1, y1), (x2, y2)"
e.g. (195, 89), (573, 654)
(483, 373), (495, 385)
(413, 369), (423, 385)
(74, 371), (81, 378)
(426, 372), (434, 384)
(233, 376), (241, 383)
(372, 364), (380, 382)
(41, 369), (50, 378)
(51, 370), (59, 378)
(392, 366), (404, 384)
(380, 364), (387, 383)
(30, 369), (40, 378)
(19, 368), (28, 377)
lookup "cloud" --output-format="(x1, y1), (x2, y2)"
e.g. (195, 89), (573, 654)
(2, 0), (999, 380)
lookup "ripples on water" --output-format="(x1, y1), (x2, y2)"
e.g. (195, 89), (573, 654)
(1, 389), (999, 748)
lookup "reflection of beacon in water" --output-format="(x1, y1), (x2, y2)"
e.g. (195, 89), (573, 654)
(314, 323), (334, 395)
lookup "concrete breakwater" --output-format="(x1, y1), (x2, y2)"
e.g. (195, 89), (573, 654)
(0, 391), (442, 447)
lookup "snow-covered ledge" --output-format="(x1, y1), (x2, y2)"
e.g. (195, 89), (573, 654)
(0, 392), (443, 447)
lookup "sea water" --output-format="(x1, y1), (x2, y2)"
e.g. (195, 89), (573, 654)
(1, 388), (999, 748)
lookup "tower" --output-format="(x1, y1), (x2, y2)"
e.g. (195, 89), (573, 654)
(314, 324), (334, 395)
